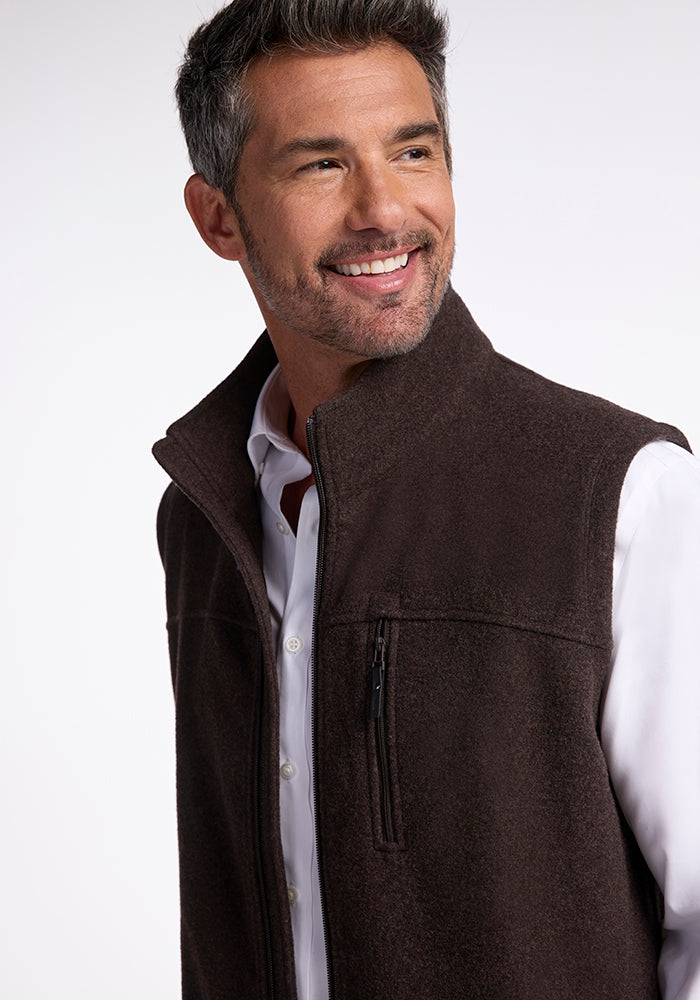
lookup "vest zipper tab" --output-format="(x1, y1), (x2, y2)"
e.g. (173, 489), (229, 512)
(370, 624), (387, 719)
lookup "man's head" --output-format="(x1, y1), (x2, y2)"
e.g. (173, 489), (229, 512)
(177, 0), (451, 204)
(178, 0), (455, 365)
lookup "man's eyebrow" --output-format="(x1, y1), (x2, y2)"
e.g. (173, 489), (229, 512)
(273, 121), (443, 164)
(389, 121), (443, 145)
(274, 136), (347, 163)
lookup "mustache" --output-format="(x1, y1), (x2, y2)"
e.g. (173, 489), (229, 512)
(317, 230), (436, 268)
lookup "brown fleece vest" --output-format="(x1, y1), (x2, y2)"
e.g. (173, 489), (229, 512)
(154, 287), (689, 1000)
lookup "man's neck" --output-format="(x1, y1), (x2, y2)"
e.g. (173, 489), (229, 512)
(268, 329), (372, 459)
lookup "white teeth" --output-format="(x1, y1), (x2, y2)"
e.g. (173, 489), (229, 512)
(334, 252), (410, 277)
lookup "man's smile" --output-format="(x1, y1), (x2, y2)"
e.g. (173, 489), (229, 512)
(331, 252), (410, 277)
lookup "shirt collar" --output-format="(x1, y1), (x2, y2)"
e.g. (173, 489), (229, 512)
(247, 364), (304, 480)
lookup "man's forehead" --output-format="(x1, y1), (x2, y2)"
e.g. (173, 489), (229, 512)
(241, 41), (440, 151)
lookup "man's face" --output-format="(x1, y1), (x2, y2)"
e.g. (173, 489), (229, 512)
(232, 41), (456, 361)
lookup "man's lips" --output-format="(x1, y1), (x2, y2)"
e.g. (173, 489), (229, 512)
(330, 251), (411, 277)
(323, 248), (419, 295)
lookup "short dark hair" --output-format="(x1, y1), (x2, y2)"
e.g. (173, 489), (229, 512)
(176, 0), (451, 202)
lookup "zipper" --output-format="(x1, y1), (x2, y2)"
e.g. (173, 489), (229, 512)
(370, 618), (396, 844)
(306, 416), (335, 1000)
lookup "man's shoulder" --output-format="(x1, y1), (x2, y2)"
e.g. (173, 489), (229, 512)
(482, 346), (690, 461)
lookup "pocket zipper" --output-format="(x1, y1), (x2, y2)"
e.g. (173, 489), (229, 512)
(370, 619), (396, 844)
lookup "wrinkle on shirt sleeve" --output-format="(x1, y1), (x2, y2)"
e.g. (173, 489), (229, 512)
(603, 440), (700, 1000)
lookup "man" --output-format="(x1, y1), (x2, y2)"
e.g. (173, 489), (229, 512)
(153, 1), (700, 997)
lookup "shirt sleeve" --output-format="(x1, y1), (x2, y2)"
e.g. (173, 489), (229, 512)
(602, 440), (700, 1000)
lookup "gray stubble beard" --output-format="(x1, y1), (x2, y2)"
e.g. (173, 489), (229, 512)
(236, 205), (454, 361)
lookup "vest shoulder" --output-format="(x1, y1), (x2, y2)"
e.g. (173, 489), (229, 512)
(487, 350), (689, 457)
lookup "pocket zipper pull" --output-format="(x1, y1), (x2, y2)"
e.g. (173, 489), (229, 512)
(370, 631), (387, 719)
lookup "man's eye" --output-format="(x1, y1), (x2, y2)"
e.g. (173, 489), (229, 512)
(400, 147), (430, 161)
(302, 158), (339, 172)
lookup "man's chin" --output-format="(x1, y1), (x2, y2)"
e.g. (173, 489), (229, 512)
(320, 271), (450, 360)
(311, 306), (435, 361)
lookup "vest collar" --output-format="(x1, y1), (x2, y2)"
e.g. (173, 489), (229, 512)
(308, 286), (492, 500)
(152, 286), (492, 551)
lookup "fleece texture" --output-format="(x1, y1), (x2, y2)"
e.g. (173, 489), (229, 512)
(153, 287), (689, 1000)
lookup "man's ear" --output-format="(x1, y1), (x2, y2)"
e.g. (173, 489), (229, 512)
(183, 174), (245, 261)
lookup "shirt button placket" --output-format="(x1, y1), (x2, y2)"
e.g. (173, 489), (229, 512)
(280, 760), (298, 781)
(284, 635), (303, 655)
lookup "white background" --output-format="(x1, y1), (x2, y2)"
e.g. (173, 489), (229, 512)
(1, 1), (698, 996)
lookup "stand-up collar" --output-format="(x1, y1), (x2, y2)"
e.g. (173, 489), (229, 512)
(307, 287), (493, 499)
(153, 287), (493, 549)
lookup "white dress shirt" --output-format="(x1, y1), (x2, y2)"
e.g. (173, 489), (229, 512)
(248, 364), (700, 1000)
(248, 367), (328, 1000)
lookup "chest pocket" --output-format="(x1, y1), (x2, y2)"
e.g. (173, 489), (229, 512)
(366, 617), (406, 850)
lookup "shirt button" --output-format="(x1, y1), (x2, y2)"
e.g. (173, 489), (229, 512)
(280, 761), (298, 781)
(276, 520), (290, 536)
(288, 885), (299, 906)
(284, 636), (303, 654)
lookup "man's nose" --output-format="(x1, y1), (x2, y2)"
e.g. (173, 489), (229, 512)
(344, 164), (407, 234)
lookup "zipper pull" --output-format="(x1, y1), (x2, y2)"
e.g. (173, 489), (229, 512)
(370, 629), (387, 719)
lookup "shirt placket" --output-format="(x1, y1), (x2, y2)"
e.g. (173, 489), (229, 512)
(259, 438), (327, 999)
